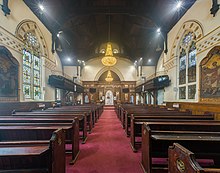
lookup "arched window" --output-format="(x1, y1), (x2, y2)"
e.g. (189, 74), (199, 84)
(178, 32), (197, 100)
(23, 32), (41, 100)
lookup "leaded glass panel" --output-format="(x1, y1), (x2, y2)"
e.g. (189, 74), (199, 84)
(188, 44), (196, 83)
(34, 86), (41, 100)
(188, 66), (196, 83)
(23, 66), (31, 84)
(182, 32), (193, 47)
(188, 49), (196, 67)
(26, 32), (39, 48)
(23, 50), (32, 66)
(179, 87), (186, 99)
(179, 55), (186, 71)
(179, 55), (186, 85)
(33, 70), (40, 86)
(23, 84), (31, 98)
(33, 55), (40, 70)
(188, 85), (196, 99)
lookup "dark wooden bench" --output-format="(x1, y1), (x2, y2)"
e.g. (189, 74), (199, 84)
(123, 107), (191, 130)
(168, 143), (220, 173)
(13, 111), (91, 135)
(27, 109), (95, 129)
(0, 121), (79, 164)
(127, 113), (214, 136)
(141, 122), (220, 173)
(0, 128), (65, 173)
(5, 113), (88, 143)
(46, 104), (104, 124)
(130, 115), (215, 151)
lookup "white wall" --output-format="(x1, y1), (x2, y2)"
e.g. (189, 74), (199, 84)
(63, 66), (78, 79)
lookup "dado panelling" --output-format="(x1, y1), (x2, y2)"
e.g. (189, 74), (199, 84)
(166, 102), (220, 120)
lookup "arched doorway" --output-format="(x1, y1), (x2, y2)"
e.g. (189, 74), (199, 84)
(105, 90), (113, 105)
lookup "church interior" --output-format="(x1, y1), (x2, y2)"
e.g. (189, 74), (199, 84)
(0, 0), (220, 172)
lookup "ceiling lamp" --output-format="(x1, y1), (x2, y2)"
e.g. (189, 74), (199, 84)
(105, 70), (113, 82)
(101, 42), (117, 66)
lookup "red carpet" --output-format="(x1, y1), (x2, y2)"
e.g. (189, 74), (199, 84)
(66, 107), (143, 173)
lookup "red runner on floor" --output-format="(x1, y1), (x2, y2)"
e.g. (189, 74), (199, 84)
(66, 107), (143, 173)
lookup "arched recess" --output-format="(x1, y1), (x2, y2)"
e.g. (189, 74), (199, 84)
(15, 19), (52, 62)
(0, 46), (19, 101)
(170, 20), (204, 61)
(170, 20), (203, 100)
(94, 66), (125, 81)
(200, 46), (220, 102)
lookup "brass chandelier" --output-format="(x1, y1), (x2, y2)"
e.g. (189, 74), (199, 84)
(105, 70), (113, 82)
(101, 42), (117, 66)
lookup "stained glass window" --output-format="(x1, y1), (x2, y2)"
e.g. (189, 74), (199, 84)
(188, 85), (196, 99)
(34, 70), (40, 86)
(23, 84), (31, 98)
(26, 32), (39, 48)
(23, 50), (32, 66)
(188, 42), (196, 83)
(182, 32), (193, 47)
(179, 87), (186, 99)
(34, 86), (41, 100)
(179, 49), (186, 85)
(23, 49), (41, 100)
(33, 55), (40, 70)
(180, 56), (186, 71)
(178, 32), (197, 100)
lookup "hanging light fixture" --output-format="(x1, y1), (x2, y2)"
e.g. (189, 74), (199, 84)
(105, 70), (113, 82)
(101, 15), (117, 67)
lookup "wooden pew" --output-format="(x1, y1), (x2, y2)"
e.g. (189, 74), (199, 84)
(29, 109), (95, 129)
(141, 122), (220, 173)
(46, 104), (103, 124)
(130, 115), (215, 151)
(123, 107), (191, 129)
(6, 113), (88, 143)
(0, 121), (79, 164)
(0, 128), (65, 173)
(126, 113), (214, 136)
(168, 143), (220, 173)
(13, 111), (91, 136)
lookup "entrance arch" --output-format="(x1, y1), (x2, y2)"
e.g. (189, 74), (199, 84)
(105, 90), (114, 105)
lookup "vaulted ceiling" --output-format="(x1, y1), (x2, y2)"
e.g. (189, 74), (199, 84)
(24, 0), (196, 66)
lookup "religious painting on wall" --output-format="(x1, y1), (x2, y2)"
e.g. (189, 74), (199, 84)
(200, 46), (220, 99)
(0, 46), (19, 101)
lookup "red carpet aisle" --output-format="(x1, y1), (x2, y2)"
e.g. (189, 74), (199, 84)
(66, 107), (143, 173)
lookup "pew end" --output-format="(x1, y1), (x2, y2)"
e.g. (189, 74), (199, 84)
(168, 143), (220, 173)
(50, 128), (66, 173)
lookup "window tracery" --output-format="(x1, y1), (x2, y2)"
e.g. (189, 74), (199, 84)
(178, 32), (197, 100)
(22, 32), (41, 100)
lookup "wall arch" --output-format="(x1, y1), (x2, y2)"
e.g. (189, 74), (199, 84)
(94, 66), (125, 81)
(170, 20), (204, 61)
(0, 46), (19, 101)
(15, 19), (52, 62)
